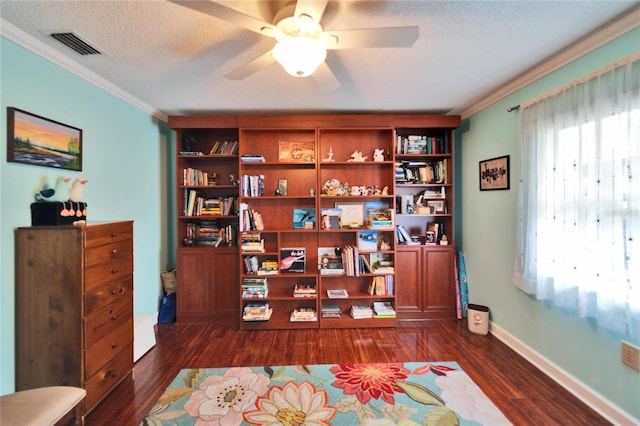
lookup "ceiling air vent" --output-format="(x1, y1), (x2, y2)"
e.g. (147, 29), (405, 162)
(50, 32), (101, 56)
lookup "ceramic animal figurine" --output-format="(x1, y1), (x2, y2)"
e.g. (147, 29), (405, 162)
(373, 148), (385, 162)
(35, 176), (70, 202)
(348, 151), (367, 162)
(69, 178), (88, 202)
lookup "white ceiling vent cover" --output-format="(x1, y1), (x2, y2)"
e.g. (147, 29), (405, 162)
(50, 32), (102, 56)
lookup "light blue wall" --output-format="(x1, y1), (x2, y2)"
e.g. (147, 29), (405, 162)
(458, 29), (640, 421)
(0, 38), (171, 394)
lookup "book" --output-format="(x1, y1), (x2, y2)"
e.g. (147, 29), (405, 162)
(318, 247), (344, 275)
(293, 208), (316, 229)
(290, 308), (317, 322)
(350, 305), (374, 319)
(293, 284), (317, 297)
(321, 305), (342, 318)
(327, 289), (349, 298)
(320, 208), (342, 230)
(373, 301), (396, 318)
(280, 247), (306, 273)
(358, 230), (377, 251)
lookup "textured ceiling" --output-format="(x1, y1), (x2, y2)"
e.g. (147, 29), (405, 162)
(1, 1), (638, 118)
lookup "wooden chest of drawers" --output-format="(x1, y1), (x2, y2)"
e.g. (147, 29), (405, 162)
(15, 221), (134, 414)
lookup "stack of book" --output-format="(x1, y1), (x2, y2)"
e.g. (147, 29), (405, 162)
(327, 289), (349, 299)
(197, 221), (221, 246)
(290, 308), (317, 322)
(240, 154), (265, 163)
(242, 303), (272, 321)
(241, 277), (268, 298)
(318, 247), (344, 275)
(370, 253), (394, 274)
(258, 259), (279, 275)
(373, 301), (396, 318)
(350, 305), (374, 319)
(241, 231), (264, 253)
(293, 284), (316, 298)
(321, 305), (342, 319)
(201, 198), (222, 216)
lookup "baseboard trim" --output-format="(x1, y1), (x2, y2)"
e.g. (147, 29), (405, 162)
(489, 322), (637, 426)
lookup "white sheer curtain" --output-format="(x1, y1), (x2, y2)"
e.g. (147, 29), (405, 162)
(514, 54), (640, 341)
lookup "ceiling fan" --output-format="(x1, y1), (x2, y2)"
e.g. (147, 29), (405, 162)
(170, 0), (419, 90)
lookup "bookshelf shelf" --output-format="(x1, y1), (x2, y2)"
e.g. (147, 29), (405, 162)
(169, 114), (460, 328)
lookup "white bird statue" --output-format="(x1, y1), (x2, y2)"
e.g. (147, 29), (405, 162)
(35, 176), (70, 202)
(69, 178), (88, 202)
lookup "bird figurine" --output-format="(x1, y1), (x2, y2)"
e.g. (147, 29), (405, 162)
(35, 176), (70, 202)
(69, 178), (88, 202)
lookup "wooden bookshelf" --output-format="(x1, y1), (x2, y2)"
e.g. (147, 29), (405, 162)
(168, 114), (460, 328)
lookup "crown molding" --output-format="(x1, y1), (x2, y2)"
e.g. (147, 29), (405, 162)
(460, 5), (640, 118)
(1, 18), (168, 122)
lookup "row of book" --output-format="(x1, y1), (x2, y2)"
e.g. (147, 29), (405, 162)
(209, 140), (238, 155)
(241, 174), (265, 196)
(238, 203), (264, 231)
(240, 154), (266, 163)
(182, 167), (210, 186)
(396, 135), (450, 155)
(368, 275), (395, 296)
(183, 190), (236, 217)
(242, 304), (395, 322)
(395, 159), (448, 184)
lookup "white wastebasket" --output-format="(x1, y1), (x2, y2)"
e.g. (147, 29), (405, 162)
(467, 304), (489, 335)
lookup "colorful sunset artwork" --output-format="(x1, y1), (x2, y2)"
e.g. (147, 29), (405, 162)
(7, 108), (82, 171)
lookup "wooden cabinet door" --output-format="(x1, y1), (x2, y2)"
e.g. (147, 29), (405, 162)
(176, 248), (210, 321)
(209, 248), (239, 326)
(396, 246), (423, 314)
(424, 247), (455, 318)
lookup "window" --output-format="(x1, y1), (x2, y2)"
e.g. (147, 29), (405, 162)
(514, 55), (640, 340)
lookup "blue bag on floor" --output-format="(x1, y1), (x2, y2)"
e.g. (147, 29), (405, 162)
(158, 292), (176, 323)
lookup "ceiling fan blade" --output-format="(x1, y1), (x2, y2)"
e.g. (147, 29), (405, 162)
(169, 0), (275, 36)
(324, 26), (419, 50)
(312, 61), (340, 92)
(225, 50), (276, 80)
(294, 0), (329, 24)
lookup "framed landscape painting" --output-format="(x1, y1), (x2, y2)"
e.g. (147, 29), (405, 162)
(7, 107), (82, 171)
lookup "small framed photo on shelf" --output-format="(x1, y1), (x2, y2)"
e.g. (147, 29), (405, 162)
(426, 200), (445, 213)
(479, 155), (510, 191)
(278, 178), (288, 196)
(335, 202), (365, 228)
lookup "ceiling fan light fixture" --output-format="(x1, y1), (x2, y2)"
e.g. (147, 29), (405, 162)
(273, 36), (326, 77)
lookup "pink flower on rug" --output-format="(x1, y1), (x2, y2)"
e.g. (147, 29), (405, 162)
(243, 381), (336, 425)
(329, 363), (410, 404)
(184, 367), (270, 425)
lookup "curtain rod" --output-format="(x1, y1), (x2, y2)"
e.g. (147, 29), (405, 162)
(512, 51), (640, 112)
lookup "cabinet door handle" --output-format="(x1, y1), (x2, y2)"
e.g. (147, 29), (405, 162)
(111, 289), (118, 295)
(111, 268), (118, 274)
(111, 314), (118, 320)
(104, 370), (118, 379)
(111, 248), (119, 255)
(111, 342), (118, 349)
(111, 232), (118, 239)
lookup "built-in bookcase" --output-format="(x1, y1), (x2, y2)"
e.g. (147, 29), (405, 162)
(168, 114), (460, 328)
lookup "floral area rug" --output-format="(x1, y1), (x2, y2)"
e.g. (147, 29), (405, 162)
(141, 362), (512, 425)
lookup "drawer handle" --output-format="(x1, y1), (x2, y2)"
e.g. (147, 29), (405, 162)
(111, 232), (118, 239)
(104, 370), (118, 379)
(111, 289), (118, 295)
(111, 342), (118, 349)
(111, 314), (118, 320)
(111, 268), (118, 274)
(111, 248), (119, 255)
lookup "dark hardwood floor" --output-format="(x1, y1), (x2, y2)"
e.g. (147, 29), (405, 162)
(87, 320), (611, 425)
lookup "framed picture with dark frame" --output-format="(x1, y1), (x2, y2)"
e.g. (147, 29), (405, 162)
(479, 155), (509, 191)
(7, 107), (82, 171)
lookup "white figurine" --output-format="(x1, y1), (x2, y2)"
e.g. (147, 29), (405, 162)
(347, 151), (367, 162)
(322, 147), (335, 162)
(373, 148), (385, 162)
